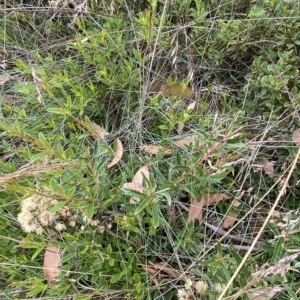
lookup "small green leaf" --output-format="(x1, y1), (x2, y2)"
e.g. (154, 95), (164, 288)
(67, 186), (76, 198)
(135, 196), (153, 214)
(109, 257), (115, 266)
(47, 107), (70, 115)
(171, 165), (191, 172)
(50, 178), (60, 194)
(159, 124), (170, 130)
(74, 296), (91, 300)
(62, 252), (76, 264)
(110, 272), (122, 283)
(106, 244), (112, 255)
(271, 237), (284, 264)
(26, 283), (46, 297)
(152, 204), (160, 229)
(202, 174), (225, 183)
(86, 202), (94, 219)
(31, 247), (44, 261)
(50, 201), (65, 214)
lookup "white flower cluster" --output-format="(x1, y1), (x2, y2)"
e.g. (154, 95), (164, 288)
(177, 278), (209, 300)
(17, 193), (99, 234)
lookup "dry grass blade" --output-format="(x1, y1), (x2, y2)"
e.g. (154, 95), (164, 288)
(44, 245), (61, 287)
(253, 251), (300, 277)
(107, 138), (123, 169)
(0, 162), (78, 183)
(29, 63), (44, 105)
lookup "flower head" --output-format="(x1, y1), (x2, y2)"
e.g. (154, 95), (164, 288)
(194, 280), (208, 294)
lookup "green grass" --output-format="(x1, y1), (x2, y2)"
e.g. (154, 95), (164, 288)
(0, 0), (300, 299)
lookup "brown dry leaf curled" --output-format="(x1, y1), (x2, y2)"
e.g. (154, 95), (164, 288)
(123, 165), (150, 203)
(262, 158), (274, 178)
(91, 121), (109, 140)
(1, 94), (22, 105)
(174, 134), (198, 148)
(0, 74), (11, 85)
(177, 122), (185, 134)
(162, 83), (195, 99)
(222, 211), (237, 229)
(188, 197), (204, 223)
(187, 101), (196, 111)
(139, 145), (173, 155)
(148, 261), (181, 279)
(140, 134), (198, 155)
(107, 138), (123, 169)
(292, 128), (300, 146)
(43, 245), (61, 287)
(232, 200), (242, 207)
(188, 193), (232, 223)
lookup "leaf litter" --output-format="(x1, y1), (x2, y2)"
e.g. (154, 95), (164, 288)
(123, 165), (150, 203)
(139, 134), (198, 155)
(107, 138), (123, 169)
(43, 244), (61, 287)
(188, 193), (232, 223)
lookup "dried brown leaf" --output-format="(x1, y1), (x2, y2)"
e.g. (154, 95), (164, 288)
(187, 101), (196, 111)
(232, 200), (242, 207)
(188, 193), (231, 223)
(107, 138), (123, 169)
(43, 245), (61, 287)
(145, 266), (158, 275)
(188, 197), (204, 222)
(292, 128), (300, 146)
(123, 165), (150, 203)
(0, 74), (10, 85)
(246, 287), (284, 300)
(139, 145), (173, 155)
(149, 80), (168, 93)
(177, 122), (184, 134)
(262, 158), (274, 178)
(166, 202), (176, 226)
(149, 261), (181, 279)
(1, 94), (22, 105)
(174, 134), (198, 148)
(91, 121), (109, 140)
(162, 83), (195, 99)
(205, 193), (232, 204)
(222, 211), (237, 229)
